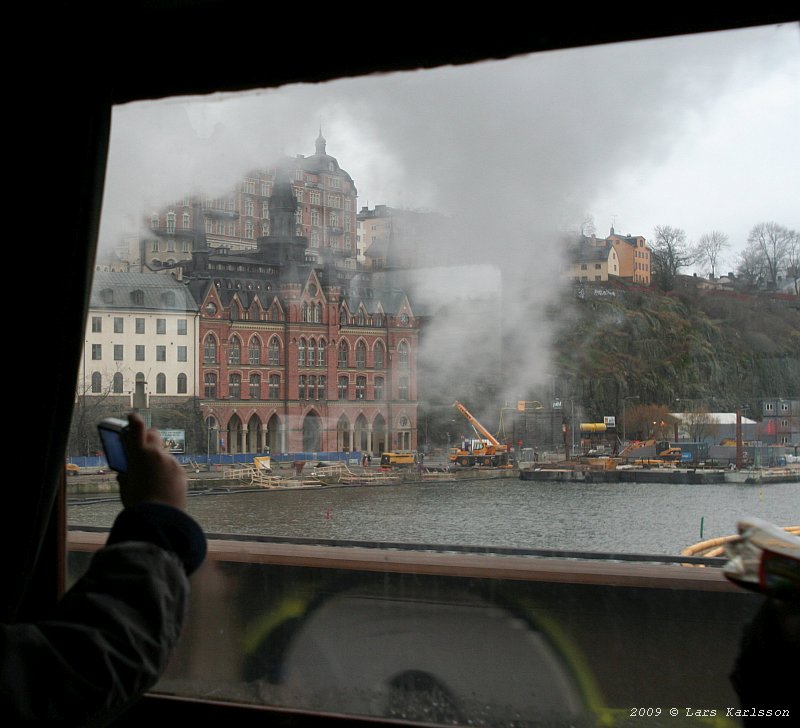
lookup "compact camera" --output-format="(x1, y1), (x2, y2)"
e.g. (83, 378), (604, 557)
(97, 417), (130, 472)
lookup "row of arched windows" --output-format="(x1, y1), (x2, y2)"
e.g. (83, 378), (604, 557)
(203, 334), (411, 369)
(204, 372), (281, 400)
(201, 371), (392, 402)
(90, 371), (187, 395)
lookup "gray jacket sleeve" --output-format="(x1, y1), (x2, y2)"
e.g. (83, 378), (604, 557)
(1, 505), (207, 725)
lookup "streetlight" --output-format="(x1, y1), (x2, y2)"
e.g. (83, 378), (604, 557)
(553, 397), (575, 458)
(622, 395), (639, 444)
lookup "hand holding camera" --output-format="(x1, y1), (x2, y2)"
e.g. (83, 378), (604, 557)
(98, 413), (188, 510)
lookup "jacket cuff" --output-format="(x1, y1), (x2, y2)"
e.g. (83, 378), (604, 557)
(107, 502), (207, 576)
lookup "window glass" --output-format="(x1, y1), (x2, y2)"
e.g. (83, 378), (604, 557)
(68, 22), (799, 728)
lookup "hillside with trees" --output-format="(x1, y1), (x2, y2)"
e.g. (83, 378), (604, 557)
(550, 284), (800, 423)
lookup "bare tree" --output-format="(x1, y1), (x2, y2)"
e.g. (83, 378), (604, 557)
(786, 234), (800, 295)
(694, 230), (730, 278)
(736, 244), (765, 287)
(744, 222), (798, 288)
(650, 225), (695, 290)
(680, 409), (720, 443)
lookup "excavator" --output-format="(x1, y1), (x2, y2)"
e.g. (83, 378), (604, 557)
(449, 400), (511, 467)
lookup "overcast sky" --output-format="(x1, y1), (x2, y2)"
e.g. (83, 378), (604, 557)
(99, 22), (798, 400)
(102, 23), (798, 263)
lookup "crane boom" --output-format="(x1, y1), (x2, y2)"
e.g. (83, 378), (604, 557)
(453, 401), (501, 447)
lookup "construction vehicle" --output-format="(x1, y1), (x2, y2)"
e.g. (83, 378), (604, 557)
(450, 401), (510, 467)
(380, 451), (417, 468)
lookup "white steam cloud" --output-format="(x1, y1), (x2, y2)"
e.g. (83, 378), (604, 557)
(99, 24), (799, 410)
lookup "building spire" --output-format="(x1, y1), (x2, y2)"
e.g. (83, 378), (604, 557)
(315, 125), (326, 155)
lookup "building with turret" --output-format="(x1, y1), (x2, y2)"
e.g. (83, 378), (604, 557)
(134, 132), (359, 271)
(183, 165), (418, 456)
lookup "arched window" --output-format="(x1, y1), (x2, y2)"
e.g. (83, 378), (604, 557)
(298, 338), (306, 367)
(374, 376), (384, 400)
(91, 372), (102, 393)
(309, 375), (317, 399)
(338, 375), (349, 400)
(248, 337), (261, 365)
(204, 335), (218, 364)
(318, 338), (327, 367)
(398, 341), (410, 368)
(112, 372), (124, 394)
(177, 373), (187, 394)
(269, 374), (280, 399)
(229, 336), (242, 365)
(339, 309), (347, 325)
(269, 337), (280, 365)
(357, 309), (365, 326)
(356, 341), (366, 368)
(356, 376), (366, 399)
(338, 341), (349, 368)
(318, 375), (326, 400)
(316, 302), (323, 323)
(301, 302), (309, 322)
(204, 372), (217, 399)
(249, 373), (261, 399)
(298, 375), (306, 400)
(373, 342), (385, 368)
(308, 339), (316, 366)
(155, 373), (166, 394)
(229, 373), (241, 399)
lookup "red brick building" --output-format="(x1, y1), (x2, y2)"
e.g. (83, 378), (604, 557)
(185, 167), (418, 457)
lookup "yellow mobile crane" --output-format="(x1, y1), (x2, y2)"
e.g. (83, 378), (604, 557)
(450, 400), (511, 467)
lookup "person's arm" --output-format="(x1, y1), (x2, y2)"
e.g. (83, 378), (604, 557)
(0, 413), (207, 723)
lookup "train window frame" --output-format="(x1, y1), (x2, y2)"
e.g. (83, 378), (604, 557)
(30, 4), (798, 726)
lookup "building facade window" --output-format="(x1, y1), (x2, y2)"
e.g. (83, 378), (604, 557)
(298, 338), (306, 367)
(398, 341), (409, 368)
(374, 376), (384, 400)
(398, 376), (409, 400)
(338, 376), (348, 400)
(114, 345), (123, 361)
(249, 373), (261, 399)
(317, 338), (326, 367)
(299, 375), (306, 400)
(356, 376), (366, 399)
(135, 345), (145, 361)
(356, 341), (366, 368)
(177, 373), (187, 394)
(156, 373), (166, 394)
(317, 375), (326, 400)
(113, 317), (124, 333)
(156, 345), (166, 362)
(112, 372), (123, 394)
(91, 372), (102, 393)
(229, 337), (242, 365)
(229, 374), (241, 399)
(269, 374), (280, 399)
(91, 316), (102, 333)
(338, 341), (349, 367)
(177, 319), (187, 335)
(157, 318), (166, 335)
(248, 338), (261, 365)
(135, 318), (145, 334)
(373, 342), (385, 368)
(92, 344), (102, 360)
(177, 346), (187, 362)
(204, 336), (218, 364)
(269, 338), (280, 366)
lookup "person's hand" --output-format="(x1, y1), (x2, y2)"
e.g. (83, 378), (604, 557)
(117, 413), (188, 510)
